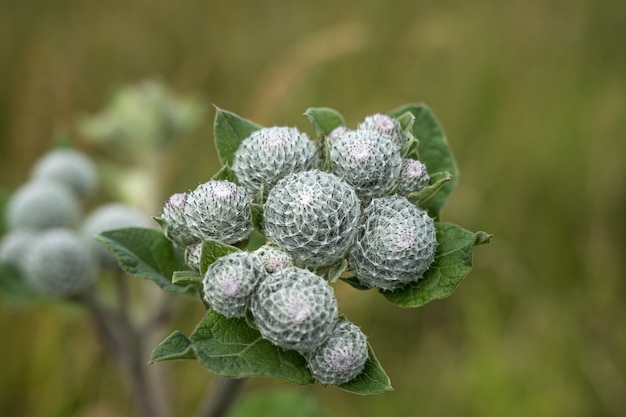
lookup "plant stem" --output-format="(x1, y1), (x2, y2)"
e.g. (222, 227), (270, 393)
(197, 377), (247, 417)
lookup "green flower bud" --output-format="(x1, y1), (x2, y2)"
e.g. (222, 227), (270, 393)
(357, 113), (406, 147)
(251, 267), (338, 354)
(396, 159), (430, 195)
(184, 181), (253, 244)
(203, 252), (265, 318)
(160, 192), (200, 247)
(349, 195), (437, 291)
(0, 230), (36, 272)
(6, 181), (81, 231)
(263, 170), (360, 267)
(23, 229), (97, 297)
(253, 244), (293, 273)
(232, 127), (320, 196)
(307, 320), (368, 385)
(330, 129), (402, 199)
(82, 203), (153, 268)
(31, 149), (98, 199)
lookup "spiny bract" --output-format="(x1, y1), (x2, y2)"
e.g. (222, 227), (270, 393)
(232, 126), (320, 196)
(357, 113), (406, 147)
(160, 192), (199, 247)
(263, 170), (360, 267)
(184, 180), (253, 244)
(349, 195), (437, 291)
(31, 149), (98, 199)
(251, 266), (338, 354)
(307, 319), (369, 385)
(330, 129), (402, 200)
(253, 244), (293, 274)
(396, 159), (430, 195)
(6, 181), (81, 231)
(203, 251), (265, 318)
(23, 229), (97, 297)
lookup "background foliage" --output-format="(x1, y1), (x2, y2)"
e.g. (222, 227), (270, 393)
(0, 0), (624, 416)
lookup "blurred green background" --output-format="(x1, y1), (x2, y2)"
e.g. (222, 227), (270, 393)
(1, 0), (625, 416)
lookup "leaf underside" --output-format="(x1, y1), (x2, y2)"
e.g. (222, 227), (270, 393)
(213, 107), (262, 166)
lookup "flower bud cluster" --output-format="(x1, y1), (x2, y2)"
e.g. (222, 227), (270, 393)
(1, 148), (152, 297)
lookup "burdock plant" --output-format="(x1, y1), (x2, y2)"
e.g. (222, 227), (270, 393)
(91, 103), (490, 408)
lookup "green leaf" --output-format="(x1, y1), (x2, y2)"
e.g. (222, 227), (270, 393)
(389, 103), (459, 219)
(229, 391), (336, 417)
(328, 258), (348, 283)
(0, 262), (38, 305)
(189, 310), (314, 384)
(322, 136), (333, 172)
(400, 136), (420, 160)
(172, 270), (203, 287)
(340, 276), (371, 291)
(304, 107), (345, 138)
(394, 111), (415, 135)
(383, 223), (491, 308)
(97, 227), (187, 293)
(199, 240), (240, 276)
(213, 106), (262, 166)
(250, 203), (264, 233)
(212, 163), (239, 183)
(336, 344), (393, 395)
(150, 331), (196, 362)
(405, 171), (452, 206)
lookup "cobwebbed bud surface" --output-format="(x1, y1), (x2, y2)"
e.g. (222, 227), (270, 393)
(203, 252), (265, 318)
(396, 159), (430, 195)
(357, 113), (406, 147)
(349, 195), (437, 291)
(0, 230), (36, 272)
(184, 181), (253, 244)
(330, 129), (402, 199)
(251, 267), (338, 354)
(23, 229), (97, 297)
(307, 320), (368, 385)
(31, 149), (98, 199)
(7, 182), (81, 231)
(232, 127), (319, 196)
(160, 192), (199, 247)
(263, 170), (360, 267)
(253, 244), (293, 273)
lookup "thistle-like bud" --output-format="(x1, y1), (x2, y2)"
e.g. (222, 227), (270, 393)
(232, 127), (319, 196)
(0, 230), (36, 272)
(330, 129), (402, 200)
(396, 159), (430, 195)
(23, 229), (97, 297)
(6, 181), (81, 231)
(184, 181), (253, 244)
(263, 170), (360, 267)
(203, 252), (265, 318)
(251, 266), (338, 354)
(253, 244), (293, 273)
(185, 241), (202, 270)
(82, 203), (153, 268)
(30, 149), (98, 199)
(349, 195), (437, 291)
(160, 192), (199, 247)
(307, 320), (369, 385)
(357, 113), (406, 147)
(327, 126), (349, 143)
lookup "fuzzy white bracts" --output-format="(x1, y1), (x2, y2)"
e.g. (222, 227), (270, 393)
(253, 244), (293, 273)
(251, 267), (338, 354)
(263, 170), (360, 267)
(396, 159), (430, 195)
(357, 113), (406, 147)
(233, 127), (320, 196)
(349, 195), (437, 291)
(203, 252), (265, 318)
(31, 149), (98, 199)
(307, 320), (369, 385)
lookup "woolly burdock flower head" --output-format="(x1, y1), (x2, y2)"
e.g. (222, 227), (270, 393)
(263, 170), (360, 267)
(330, 129), (403, 199)
(251, 267), (338, 354)
(0, 230), (36, 272)
(31, 149), (98, 199)
(203, 251), (265, 318)
(253, 244), (293, 273)
(307, 320), (369, 385)
(357, 113), (406, 147)
(6, 181), (81, 231)
(184, 180), (253, 244)
(160, 192), (199, 247)
(232, 127), (319, 196)
(396, 159), (430, 195)
(23, 229), (97, 297)
(349, 195), (437, 291)
(82, 203), (152, 268)
(185, 241), (202, 270)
